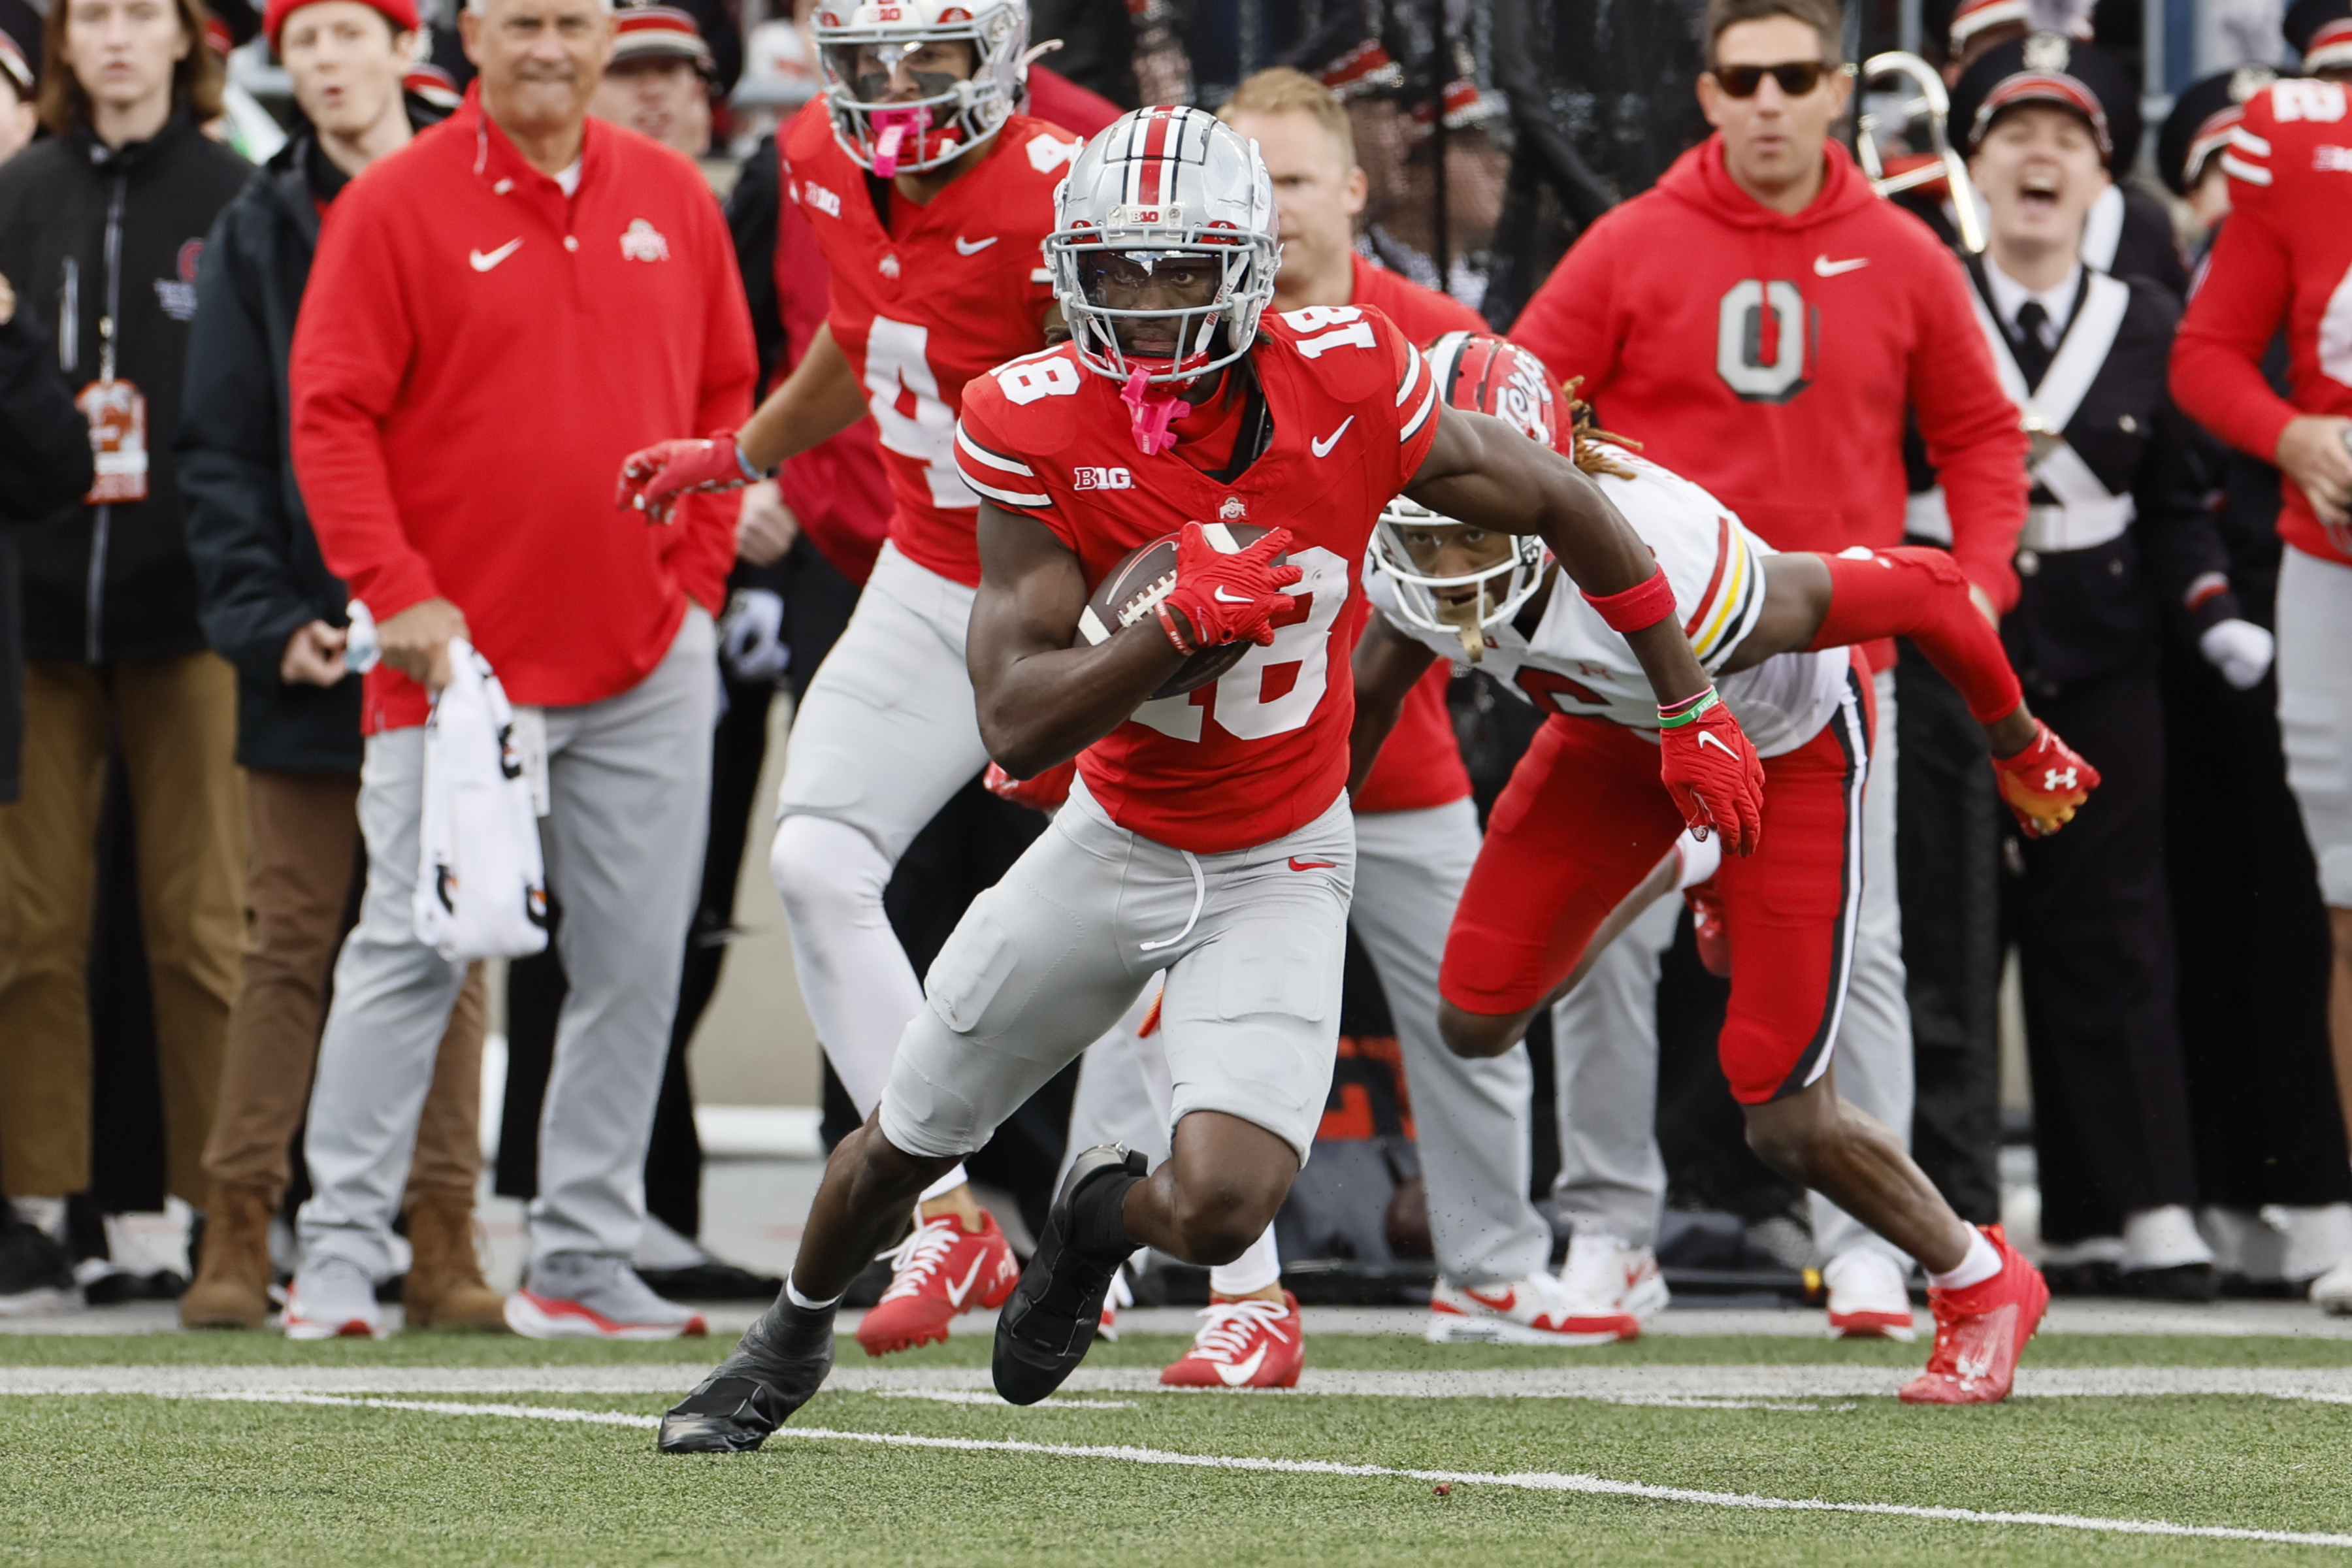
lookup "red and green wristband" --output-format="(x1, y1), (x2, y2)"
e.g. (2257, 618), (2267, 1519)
(1657, 685), (1721, 728)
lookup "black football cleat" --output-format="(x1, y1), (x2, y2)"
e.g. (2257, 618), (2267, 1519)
(993, 1145), (1145, 1406)
(657, 1292), (836, 1453)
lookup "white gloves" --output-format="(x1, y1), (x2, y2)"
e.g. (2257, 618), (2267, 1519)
(2199, 617), (2275, 691)
(719, 588), (788, 683)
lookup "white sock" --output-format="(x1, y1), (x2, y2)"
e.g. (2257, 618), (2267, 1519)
(917, 1166), (973, 1205)
(1929, 1228), (2001, 1292)
(11, 1196), (65, 1243)
(784, 1276), (841, 1312)
(1207, 1224), (1281, 1298)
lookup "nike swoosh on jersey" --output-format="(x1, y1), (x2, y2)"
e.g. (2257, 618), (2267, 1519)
(942, 1254), (987, 1309)
(1310, 416), (1355, 457)
(955, 235), (1001, 255)
(1287, 857), (1336, 872)
(470, 238), (524, 272)
(1215, 1345), (1270, 1386)
(1213, 585), (1254, 604)
(1812, 254), (1869, 277)
(1697, 730), (1737, 756)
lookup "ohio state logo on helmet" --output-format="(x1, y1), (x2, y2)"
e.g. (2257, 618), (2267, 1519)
(811, 0), (1030, 178)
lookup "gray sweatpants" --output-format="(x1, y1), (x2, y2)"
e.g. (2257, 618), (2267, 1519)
(299, 610), (715, 1277)
(1552, 667), (1914, 1267)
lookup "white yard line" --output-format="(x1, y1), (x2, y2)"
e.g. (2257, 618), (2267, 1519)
(131, 1390), (2352, 1551)
(12, 1364), (2352, 1402)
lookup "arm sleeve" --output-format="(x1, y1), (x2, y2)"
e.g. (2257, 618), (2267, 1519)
(175, 209), (318, 679)
(2170, 204), (2300, 465)
(1505, 221), (1624, 405)
(668, 197), (761, 619)
(1907, 245), (2029, 612)
(289, 190), (442, 621)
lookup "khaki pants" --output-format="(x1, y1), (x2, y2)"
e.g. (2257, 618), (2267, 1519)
(0, 655), (245, 1204)
(203, 768), (486, 1210)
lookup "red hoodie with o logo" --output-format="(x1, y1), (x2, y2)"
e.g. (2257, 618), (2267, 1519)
(1510, 136), (2027, 666)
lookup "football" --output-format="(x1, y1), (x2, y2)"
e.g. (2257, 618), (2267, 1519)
(1075, 521), (1280, 698)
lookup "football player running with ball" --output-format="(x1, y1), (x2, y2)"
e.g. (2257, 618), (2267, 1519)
(1352, 338), (2089, 1405)
(656, 108), (1765, 1451)
(615, 0), (1088, 1356)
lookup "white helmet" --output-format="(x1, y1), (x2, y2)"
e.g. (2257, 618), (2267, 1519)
(1047, 106), (1280, 387)
(1371, 333), (1560, 647)
(811, 0), (1030, 177)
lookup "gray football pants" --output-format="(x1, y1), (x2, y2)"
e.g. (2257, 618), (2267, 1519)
(1062, 798), (1555, 1288)
(1552, 667), (1915, 1266)
(299, 610), (714, 1277)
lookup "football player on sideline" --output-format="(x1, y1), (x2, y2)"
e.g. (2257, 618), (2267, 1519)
(1352, 342), (2085, 1403)
(614, 0), (1086, 1356)
(655, 108), (1763, 1451)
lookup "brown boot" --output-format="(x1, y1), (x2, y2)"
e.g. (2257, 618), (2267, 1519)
(402, 1194), (510, 1331)
(180, 1183), (275, 1330)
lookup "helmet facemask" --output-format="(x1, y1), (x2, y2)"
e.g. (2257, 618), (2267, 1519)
(1371, 499), (1553, 664)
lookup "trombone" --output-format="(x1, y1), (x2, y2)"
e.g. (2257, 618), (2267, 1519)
(1854, 50), (1987, 253)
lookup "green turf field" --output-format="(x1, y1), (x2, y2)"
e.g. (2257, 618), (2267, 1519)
(6, 1329), (2349, 1567)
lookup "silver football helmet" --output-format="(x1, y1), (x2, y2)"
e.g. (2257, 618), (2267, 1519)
(1047, 106), (1280, 385)
(811, 0), (1030, 177)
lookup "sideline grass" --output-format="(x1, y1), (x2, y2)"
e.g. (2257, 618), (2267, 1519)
(4, 1331), (2350, 1567)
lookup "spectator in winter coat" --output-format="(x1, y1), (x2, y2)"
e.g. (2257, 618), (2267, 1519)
(284, 0), (755, 1340)
(0, 270), (96, 797)
(174, 0), (504, 1335)
(0, 0), (252, 1313)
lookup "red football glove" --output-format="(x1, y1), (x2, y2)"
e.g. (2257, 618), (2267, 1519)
(1993, 719), (2100, 838)
(1656, 688), (1765, 858)
(983, 759), (1075, 813)
(615, 432), (759, 525)
(1158, 521), (1302, 651)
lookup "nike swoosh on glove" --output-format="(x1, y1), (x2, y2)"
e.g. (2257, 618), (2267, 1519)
(616, 432), (757, 525)
(984, 759), (1075, 813)
(1657, 690), (1766, 858)
(1993, 719), (2100, 838)
(1160, 521), (1301, 650)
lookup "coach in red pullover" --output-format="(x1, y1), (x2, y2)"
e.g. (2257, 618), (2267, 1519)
(284, 0), (755, 1343)
(1509, 0), (2027, 1328)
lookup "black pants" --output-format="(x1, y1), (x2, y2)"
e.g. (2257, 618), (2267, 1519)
(2016, 668), (2201, 1243)
(1895, 642), (2006, 1224)
(2163, 647), (2351, 1209)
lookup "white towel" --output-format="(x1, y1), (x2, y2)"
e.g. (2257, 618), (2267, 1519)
(414, 640), (550, 962)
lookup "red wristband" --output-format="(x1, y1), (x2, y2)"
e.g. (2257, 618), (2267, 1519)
(1156, 602), (1196, 655)
(1582, 568), (1677, 633)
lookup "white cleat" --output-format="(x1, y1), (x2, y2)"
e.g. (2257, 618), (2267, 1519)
(284, 1258), (387, 1340)
(1822, 1247), (1917, 1341)
(2311, 1258), (2352, 1316)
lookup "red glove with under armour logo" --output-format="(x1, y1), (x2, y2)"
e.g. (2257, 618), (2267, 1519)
(1158, 521), (1302, 652)
(615, 431), (762, 525)
(1656, 687), (1766, 858)
(1993, 719), (2100, 838)
(984, 759), (1075, 813)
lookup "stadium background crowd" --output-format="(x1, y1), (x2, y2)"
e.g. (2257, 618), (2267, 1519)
(0, 0), (2349, 1337)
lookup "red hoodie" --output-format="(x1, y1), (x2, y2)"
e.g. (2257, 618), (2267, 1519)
(1510, 137), (2028, 662)
(291, 88), (756, 732)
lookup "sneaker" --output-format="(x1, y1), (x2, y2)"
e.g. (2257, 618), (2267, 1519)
(0, 1220), (80, 1318)
(1429, 1232), (1663, 1346)
(506, 1253), (708, 1341)
(2311, 1258), (2352, 1316)
(1160, 1292), (1304, 1388)
(992, 1145), (1142, 1406)
(284, 1258), (387, 1340)
(854, 1211), (1019, 1357)
(659, 1293), (837, 1454)
(1823, 1247), (1917, 1341)
(1899, 1225), (2048, 1405)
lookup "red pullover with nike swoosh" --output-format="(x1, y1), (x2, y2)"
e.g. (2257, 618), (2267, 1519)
(1509, 137), (2027, 666)
(291, 86), (755, 734)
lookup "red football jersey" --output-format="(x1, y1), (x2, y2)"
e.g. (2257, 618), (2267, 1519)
(1340, 253), (1481, 815)
(2172, 78), (2352, 564)
(955, 305), (1444, 853)
(783, 101), (1085, 587)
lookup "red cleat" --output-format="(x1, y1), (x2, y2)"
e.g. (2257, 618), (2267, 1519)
(1159, 1291), (1305, 1388)
(853, 1211), (1019, 1357)
(1899, 1225), (2049, 1405)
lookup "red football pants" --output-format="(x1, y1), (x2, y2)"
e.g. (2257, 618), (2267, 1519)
(1441, 659), (1872, 1104)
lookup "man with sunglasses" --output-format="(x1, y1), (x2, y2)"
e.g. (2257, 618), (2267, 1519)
(1509, 0), (2027, 1339)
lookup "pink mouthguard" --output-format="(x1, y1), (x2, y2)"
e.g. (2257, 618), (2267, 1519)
(869, 106), (926, 177)
(1122, 368), (1181, 457)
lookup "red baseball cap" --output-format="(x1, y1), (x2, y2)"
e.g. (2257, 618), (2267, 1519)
(265, 0), (422, 52)
(610, 5), (714, 76)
